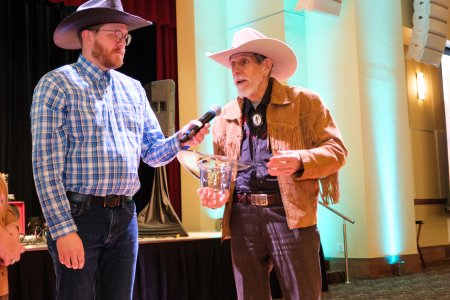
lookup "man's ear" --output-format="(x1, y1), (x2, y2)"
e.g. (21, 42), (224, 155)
(80, 30), (93, 47)
(263, 58), (274, 76)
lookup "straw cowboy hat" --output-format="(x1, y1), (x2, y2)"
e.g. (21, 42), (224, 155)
(53, 0), (152, 50)
(207, 28), (298, 81)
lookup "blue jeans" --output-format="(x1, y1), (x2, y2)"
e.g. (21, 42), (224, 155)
(47, 199), (138, 300)
(230, 203), (321, 300)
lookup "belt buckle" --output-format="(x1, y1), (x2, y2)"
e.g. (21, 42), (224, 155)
(250, 194), (268, 206)
(104, 195), (121, 208)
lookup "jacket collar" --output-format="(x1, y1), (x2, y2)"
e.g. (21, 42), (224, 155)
(270, 78), (292, 105)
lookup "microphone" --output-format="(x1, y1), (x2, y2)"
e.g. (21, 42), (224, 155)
(180, 105), (221, 143)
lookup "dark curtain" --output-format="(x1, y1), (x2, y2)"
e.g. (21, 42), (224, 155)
(0, 0), (182, 222)
(0, 0), (78, 219)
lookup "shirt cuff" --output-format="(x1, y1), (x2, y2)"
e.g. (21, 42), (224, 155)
(48, 217), (77, 241)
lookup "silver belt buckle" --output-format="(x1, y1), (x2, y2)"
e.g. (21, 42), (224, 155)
(250, 194), (268, 206)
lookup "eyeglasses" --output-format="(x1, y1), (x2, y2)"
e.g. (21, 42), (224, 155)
(88, 28), (132, 46)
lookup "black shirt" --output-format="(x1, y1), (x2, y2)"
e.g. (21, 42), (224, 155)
(234, 80), (280, 194)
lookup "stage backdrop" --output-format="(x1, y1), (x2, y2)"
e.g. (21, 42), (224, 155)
(0, 0), (182, 223)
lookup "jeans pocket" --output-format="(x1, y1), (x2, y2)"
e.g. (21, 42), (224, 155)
(70, 201), (86, 218)
(123, 200), (136, 216)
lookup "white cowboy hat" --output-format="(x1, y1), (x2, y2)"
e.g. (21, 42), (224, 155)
(207, 28), (298, 81)
(53, 0), (152, 50)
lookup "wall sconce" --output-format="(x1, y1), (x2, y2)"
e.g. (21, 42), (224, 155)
(416, 72), (426, 100)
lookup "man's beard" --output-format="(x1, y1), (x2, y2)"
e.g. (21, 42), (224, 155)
(91, 40), (124, 70)
(236, 76), (264, 100)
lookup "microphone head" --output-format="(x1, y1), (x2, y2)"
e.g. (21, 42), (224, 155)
(211, 105), (222, 116)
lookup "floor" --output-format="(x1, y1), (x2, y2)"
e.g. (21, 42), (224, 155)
(322, 260), (450, 299)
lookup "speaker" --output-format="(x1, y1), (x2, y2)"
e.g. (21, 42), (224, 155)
(144, 79), (176, 137)
(406, 0), (449, 67)
(296, 0), (342, 16)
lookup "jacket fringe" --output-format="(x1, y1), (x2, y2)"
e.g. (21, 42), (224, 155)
(300, 114), (318, 147)
(320, 172), (340, 205)
(267, 123), (302, 151)
(268, 107), (341, 205)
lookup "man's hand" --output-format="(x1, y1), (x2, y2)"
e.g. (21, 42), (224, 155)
(0, 226), (24, 266)
(0, 177), (25, 266)
(198, 187), (230, 209)
(0, 175), (7, 204)
(179, 122), (210, 148)
(56, 232), (85, 270)
(5, 222), (21, 241)
(267, 150), (303, 176)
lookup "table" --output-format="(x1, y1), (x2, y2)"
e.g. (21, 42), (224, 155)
(8, 232), (237, 300)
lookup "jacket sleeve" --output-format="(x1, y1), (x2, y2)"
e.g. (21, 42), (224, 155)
(296, 93), (348, 180)
(212, 113), (227, 157)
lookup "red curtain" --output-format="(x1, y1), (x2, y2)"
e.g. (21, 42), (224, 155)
(49, 0), (182, 217)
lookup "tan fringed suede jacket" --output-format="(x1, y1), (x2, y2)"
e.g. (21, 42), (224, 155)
(212, 78), (348, 240)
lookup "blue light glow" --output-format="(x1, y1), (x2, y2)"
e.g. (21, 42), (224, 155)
(356, 0), (407, 257)
(387, 255), (401, 265)
(367, 80), (402, 256)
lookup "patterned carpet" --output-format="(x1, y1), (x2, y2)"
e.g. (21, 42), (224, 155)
(322, 260), (450, 299)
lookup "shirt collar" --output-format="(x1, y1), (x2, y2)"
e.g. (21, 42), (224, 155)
(77, 54), (111, 83)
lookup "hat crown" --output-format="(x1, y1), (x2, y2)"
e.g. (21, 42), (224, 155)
(231, 28), (267, 49)
(207, 27), (298, 81)
(77, 0), (124, 12)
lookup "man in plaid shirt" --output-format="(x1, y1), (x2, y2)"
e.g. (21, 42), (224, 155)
(31, 1), (208, 299)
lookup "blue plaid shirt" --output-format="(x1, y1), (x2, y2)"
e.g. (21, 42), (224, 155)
(31, 54), (181, 240)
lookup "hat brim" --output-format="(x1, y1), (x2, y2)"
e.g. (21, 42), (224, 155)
(54, 8), (152, 50)
(207, 38), (297, 81)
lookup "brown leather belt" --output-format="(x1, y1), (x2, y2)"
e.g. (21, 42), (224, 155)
(235, 193), (283, 207)
(67, 192), (132, 208)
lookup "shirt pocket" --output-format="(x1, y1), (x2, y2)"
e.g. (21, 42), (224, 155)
(67, 94), (106, 140)
(118, 101), (144, 135)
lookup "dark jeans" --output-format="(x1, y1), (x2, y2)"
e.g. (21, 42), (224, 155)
(230, 203), (321, 300)
(47, 199), (138, 300)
